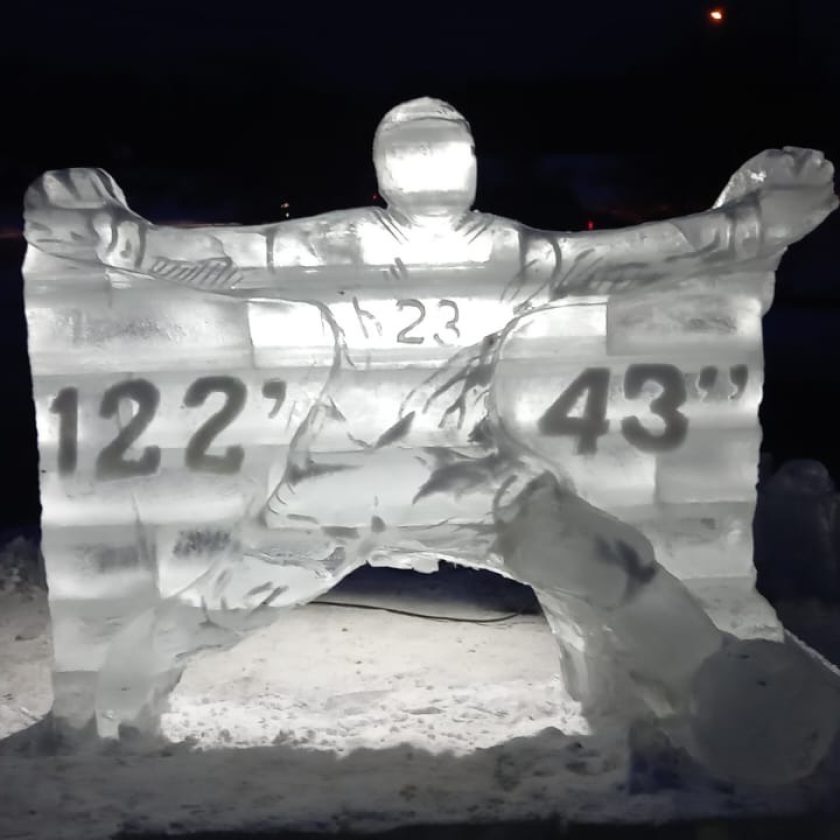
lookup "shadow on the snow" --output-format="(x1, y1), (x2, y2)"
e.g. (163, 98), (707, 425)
(3, 710), (840, 839)
(112, 814), (840, 840)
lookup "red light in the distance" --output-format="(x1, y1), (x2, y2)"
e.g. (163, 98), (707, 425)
(709, 7), (725, 24)
(586, 220), (595, 231)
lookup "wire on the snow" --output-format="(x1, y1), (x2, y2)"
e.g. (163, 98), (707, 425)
(311, 599), (531, 624)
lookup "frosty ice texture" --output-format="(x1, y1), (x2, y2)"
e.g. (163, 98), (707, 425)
(23, 98), (839, 782)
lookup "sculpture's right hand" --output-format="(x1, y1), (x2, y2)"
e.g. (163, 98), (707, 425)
(24, 168), (146, 269)
(756, 148), (838, 245)
(715, 148), (838, 247)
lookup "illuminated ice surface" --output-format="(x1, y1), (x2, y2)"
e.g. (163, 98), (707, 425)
(21, 97), (840, 786)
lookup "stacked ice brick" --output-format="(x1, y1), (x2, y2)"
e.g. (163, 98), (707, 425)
(496, 282), (768, 581)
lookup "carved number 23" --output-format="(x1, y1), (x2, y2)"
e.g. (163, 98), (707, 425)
(396, 299), (461, 346)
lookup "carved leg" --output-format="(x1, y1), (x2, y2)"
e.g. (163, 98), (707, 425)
(532, 587), (627, 717)
(604, 565), (724, 715)
(95, 528), (365, 740)
(500, 474), (840, 783)
(495, 472), (723, 720)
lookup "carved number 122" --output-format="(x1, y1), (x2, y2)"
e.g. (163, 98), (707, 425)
(50, 376), (287, 479)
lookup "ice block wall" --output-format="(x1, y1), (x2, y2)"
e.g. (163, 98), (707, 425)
(24, 247), (771, 731)
(494, 279), (768, 581)
(24, 255), (335, 726)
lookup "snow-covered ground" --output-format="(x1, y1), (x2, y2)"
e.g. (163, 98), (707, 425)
(2, 552), (839, 839)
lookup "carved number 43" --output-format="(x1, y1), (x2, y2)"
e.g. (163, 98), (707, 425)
(538, 364), (748, 454)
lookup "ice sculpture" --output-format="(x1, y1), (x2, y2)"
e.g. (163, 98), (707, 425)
(22, 97), (840, 782)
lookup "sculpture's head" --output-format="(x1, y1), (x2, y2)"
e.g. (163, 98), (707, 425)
(373, 97), (477, 219)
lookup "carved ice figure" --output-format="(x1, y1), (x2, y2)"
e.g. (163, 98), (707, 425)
(23, 98), (840, 783)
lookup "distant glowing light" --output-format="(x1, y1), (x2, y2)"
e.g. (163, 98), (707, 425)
(281, 201), (290, 209)
(586, 220), (595, 231)
(709, 7), (725, 23)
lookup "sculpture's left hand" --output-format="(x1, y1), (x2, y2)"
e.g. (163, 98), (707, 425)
(24, 168), (141, 267)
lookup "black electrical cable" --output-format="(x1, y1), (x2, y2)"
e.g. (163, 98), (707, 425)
(311, 599), (533, 624)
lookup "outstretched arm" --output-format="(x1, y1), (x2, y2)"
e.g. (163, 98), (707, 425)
(24, 168), (361, 294)
(527, 148), (837, 298)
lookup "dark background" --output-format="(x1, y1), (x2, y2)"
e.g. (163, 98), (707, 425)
(1, 0), (839, 539)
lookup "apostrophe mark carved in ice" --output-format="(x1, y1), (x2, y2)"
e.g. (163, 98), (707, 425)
(729, 364), (749, 400)
(695, 364), (750, 401)
(262, 379), (288, 418)
(698, 366), (719, 397)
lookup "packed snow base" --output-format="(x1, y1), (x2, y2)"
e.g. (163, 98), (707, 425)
(20, 96), (840, 788)
(2, 562), (839, 839)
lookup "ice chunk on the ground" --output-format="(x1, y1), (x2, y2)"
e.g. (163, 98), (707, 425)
(688, 637), (840, 784)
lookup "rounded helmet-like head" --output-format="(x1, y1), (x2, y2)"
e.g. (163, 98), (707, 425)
(373, 97), (476, 218)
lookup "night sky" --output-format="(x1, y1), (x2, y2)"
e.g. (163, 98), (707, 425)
(1, 0), (839, 536)
(3, 0), (839, 221)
